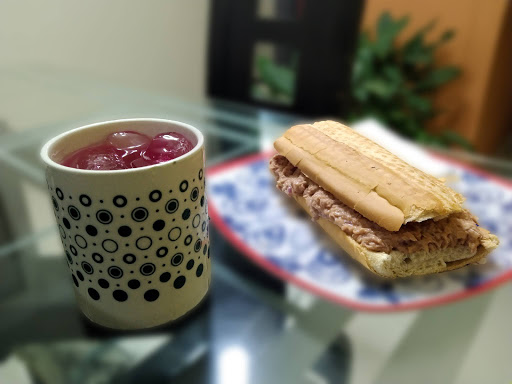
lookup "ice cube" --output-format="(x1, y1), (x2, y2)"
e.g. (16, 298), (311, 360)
(62, 144), (128, 170)
(107, 131), (151, 167)
(142, 132), (194, 164)
(107, 131), (151, 150)
(130, 157), (152, 169)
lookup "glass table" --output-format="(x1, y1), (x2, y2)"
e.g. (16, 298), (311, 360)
(1, 67), (511, 384)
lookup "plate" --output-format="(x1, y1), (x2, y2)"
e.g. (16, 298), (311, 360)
(208, 152), (512, 311)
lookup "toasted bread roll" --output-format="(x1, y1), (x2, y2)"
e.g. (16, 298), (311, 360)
(271, 121), (499, 278)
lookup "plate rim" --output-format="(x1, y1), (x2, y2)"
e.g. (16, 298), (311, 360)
(207, 151), (512, 312)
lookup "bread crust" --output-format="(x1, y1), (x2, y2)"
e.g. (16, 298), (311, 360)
(294, 195), (499, 278)
(274, 121), (465, 231)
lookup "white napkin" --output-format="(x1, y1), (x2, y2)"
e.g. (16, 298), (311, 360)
(352, 118), (453, 178)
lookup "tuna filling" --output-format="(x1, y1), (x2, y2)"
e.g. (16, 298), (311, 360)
(270, 155), (483, 254)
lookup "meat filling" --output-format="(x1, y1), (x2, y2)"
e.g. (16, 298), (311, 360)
(270, 155), (483, 254)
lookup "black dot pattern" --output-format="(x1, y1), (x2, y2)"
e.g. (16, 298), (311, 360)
(52, 197), (59, 211)
(153, 220), (165, 231)
(80, 194), (92, 207)
(171, 253), (184, 266)
(75, 235), (87, 249)
(156, 247), (168, 258)
(49, 169), (208, 305)
(113, 195), (127, 207)
(96, 210), (113, 224)
(118, 226), (132, 237)
(108, 266), (123, 279)
(149, 190), (162, 202)
(131, 207), (148, 222)
(168, 227), (181, 241)
(192, 214), (200, 228)
(88, 288), (100, 300)
(140, 263), (156, 276)
(136, 236), (152, 250)
(165, 199), (179, 214)
(81, 261), (94, 274)
(68, 206), (81, 220)
(58, 225), (66, 239)
(113, 290), (128, 302)
(174, 276), (186, 289)
(92, 252), (104, 263)
(190, 187), (199, 201)
(160, 272), (171, 282)
(102, 239), (118, 253)
(86, 225), (98, 236)
(144, 289), (159, 302)
(194, 239), (202, 252)
(123, 253), (136, 264)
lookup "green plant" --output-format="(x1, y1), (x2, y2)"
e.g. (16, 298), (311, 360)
(349, 12), (472, 149)
(256, 56), (296, 98)
(251, 54), (297, 105)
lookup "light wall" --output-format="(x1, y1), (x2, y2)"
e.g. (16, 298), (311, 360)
(0, 0), (210, 99)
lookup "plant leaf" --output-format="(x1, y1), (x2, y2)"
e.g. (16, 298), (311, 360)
(401, 20), (438, 66)
(375, 12), (409, 58)
(438, 29), (455, 43)
(363, 78), (396, 99)
(415, 66), (460, 91)
(403, 92), (432, 113)
(353, 86), (369, 102)
(402, 38), (434, 66)
(352, 41), (374, 82)
(382, 65), (402, 84)
(256, 56), (295, 97)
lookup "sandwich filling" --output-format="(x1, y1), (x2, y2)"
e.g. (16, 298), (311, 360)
(270, 155), (484, 255)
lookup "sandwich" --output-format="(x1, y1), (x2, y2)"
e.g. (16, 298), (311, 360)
(270, 121), (499, 278)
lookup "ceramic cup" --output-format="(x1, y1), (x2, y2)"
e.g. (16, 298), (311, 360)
(41, 118), (210, 330)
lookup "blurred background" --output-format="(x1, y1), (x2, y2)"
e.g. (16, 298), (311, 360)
(0, 0), (511, 383)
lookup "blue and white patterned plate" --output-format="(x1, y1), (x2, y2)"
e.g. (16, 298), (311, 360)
(208, 153), (512, 311)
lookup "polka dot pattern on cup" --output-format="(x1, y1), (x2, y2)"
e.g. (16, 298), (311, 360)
(48, 170), (209, 305)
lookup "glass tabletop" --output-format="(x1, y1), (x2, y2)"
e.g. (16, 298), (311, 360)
(0, 67), (511, 384)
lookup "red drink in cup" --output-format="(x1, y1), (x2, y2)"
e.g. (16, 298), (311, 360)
(62, 131), (194, 170)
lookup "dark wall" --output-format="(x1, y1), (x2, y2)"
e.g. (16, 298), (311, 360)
(207, 0), (365, 116)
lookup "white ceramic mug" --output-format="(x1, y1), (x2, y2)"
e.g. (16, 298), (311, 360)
(41, 118), (210, 330)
